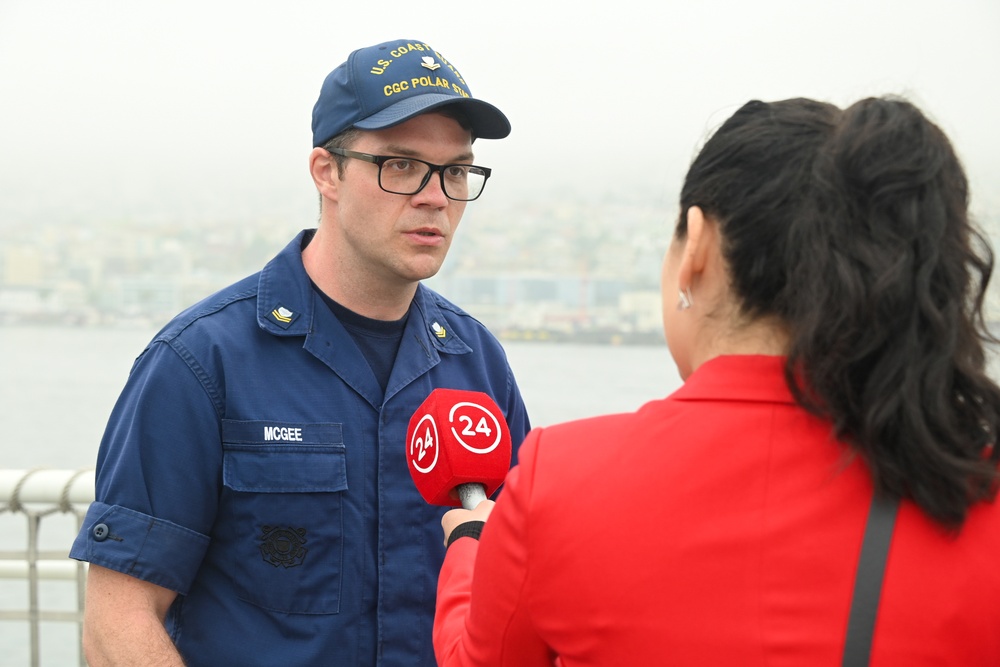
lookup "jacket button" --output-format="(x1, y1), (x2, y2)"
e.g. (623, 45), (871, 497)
(93, 523), (109, 542)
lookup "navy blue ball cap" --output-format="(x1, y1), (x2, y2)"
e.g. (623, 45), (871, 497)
(311, 39), (511, 147)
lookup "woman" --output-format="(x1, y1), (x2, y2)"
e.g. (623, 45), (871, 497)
(433, 96), (1000, 665)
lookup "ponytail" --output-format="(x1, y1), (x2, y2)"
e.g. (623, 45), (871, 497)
(680, 96), (1000, 527)
(784, 97), (1000, 527)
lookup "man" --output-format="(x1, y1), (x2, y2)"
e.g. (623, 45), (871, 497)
(70, 38), (530, 667)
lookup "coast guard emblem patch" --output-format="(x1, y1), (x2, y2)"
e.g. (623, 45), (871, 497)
(259, 526), (308, 568)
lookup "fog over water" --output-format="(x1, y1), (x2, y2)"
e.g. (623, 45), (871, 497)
(1, 0), (998, 227)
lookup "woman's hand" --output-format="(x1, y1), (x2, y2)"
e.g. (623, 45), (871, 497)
(441, 500), (495, 546)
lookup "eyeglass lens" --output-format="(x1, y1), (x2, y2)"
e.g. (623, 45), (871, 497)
(378, 158), (487, 201)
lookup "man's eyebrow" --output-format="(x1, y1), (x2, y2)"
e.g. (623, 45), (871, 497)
(382, 144), (475, 163)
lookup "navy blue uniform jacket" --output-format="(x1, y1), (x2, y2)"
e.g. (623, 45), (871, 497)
(71, 230), (530, 666)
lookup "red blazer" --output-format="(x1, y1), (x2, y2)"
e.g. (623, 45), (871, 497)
(435, 355), (1000, 666)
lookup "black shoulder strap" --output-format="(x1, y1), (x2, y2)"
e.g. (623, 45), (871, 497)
(842, 493), (899, 666)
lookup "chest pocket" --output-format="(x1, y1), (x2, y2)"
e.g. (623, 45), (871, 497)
(221, 420), (347, 614)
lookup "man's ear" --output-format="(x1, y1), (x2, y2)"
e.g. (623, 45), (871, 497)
(309, 147), (340, 201)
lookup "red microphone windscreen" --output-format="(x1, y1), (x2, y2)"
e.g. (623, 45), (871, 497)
(406, 388), (512, 506)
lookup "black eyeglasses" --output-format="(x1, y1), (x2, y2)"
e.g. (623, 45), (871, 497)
(327, 148), (492, 201)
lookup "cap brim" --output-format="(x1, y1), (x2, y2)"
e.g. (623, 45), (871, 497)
(353, 94), (511, 139)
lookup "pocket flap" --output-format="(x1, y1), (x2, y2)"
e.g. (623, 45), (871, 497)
(222, 420), (347, 493)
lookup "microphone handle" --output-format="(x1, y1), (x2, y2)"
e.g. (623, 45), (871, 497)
(456, 483), (487, 510)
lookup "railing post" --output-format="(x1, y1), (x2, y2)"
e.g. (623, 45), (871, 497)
(61, 469), (92, 667)
(1, 468), (95, 667)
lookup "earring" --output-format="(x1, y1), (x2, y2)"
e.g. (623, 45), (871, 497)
(677, 288), (693, 311)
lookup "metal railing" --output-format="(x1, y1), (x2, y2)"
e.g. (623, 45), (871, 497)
(1, 469), (94, 667)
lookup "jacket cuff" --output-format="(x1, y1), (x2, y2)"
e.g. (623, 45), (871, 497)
(446, 521), (486, 549)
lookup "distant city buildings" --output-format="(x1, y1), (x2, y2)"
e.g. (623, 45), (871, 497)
(3, 198), (999, 343)
(0, 197), (673, 344)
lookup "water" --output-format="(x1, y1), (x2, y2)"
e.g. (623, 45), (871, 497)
(0, 324), (678, 666)
(8, 324), (998, 463)
(0, 325), (679, 469)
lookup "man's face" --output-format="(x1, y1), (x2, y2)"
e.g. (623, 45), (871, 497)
(329, 112), (474, 289)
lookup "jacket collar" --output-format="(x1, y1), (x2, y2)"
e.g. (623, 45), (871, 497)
(255, 229), (472, 354)
(672, 355), (795, 404)
(256, 230), (316, 337)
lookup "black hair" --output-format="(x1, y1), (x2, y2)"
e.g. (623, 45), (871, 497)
(678, 96), (1000, 528)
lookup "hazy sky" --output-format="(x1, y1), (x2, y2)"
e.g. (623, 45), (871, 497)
(2, 0), (998, 225)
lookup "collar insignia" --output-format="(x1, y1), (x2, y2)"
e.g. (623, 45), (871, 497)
(431, 321), (447, 339)
(268, 304), (299, 329)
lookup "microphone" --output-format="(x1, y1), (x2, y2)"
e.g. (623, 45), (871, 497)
(406, 388), (512, 509)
